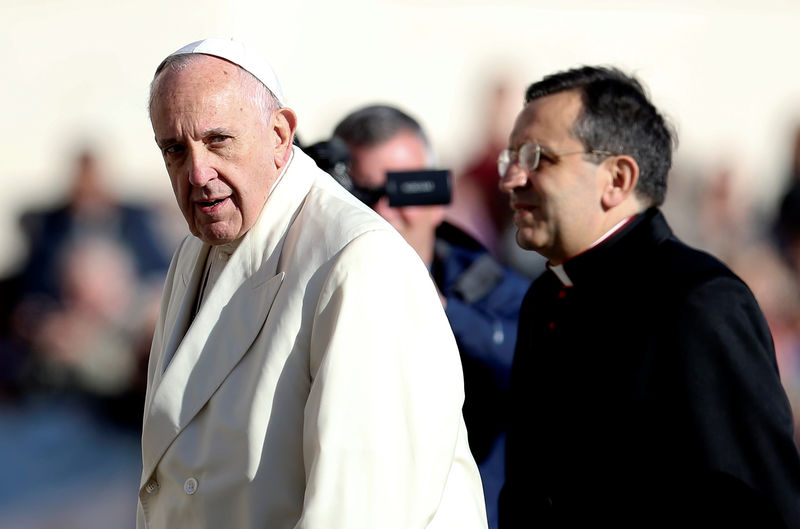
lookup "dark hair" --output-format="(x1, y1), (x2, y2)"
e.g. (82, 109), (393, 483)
(525, 66), (676, 206)
(333, 104), (430, 150)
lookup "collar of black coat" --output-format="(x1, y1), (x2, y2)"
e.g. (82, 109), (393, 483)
(547, 208), (673, 287)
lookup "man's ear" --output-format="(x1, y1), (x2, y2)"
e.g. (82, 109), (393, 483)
(272, 107), (298, 168)
(601, 154), (639, 209)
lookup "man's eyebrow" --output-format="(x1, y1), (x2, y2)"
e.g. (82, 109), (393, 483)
(155, 128), (231, 148)
(155, 135), (178, 149)
(203, 128), (232, 138)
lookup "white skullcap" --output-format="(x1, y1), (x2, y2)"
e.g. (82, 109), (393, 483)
(162, 38), (286, 107)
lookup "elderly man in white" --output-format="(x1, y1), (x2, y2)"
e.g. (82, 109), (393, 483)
(137, 38), (487, 529)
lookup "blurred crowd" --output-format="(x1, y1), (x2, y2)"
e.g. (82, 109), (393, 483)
(1, 149), (173, 417)
(0, 149), (177, 528)
(3, 85), (800, 527)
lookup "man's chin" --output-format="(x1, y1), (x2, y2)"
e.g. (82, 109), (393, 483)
(196, 224), (241, 246)
(515, 228), (541, 252)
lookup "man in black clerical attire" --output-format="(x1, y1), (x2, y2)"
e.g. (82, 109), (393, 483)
(497, 66), (800, 529)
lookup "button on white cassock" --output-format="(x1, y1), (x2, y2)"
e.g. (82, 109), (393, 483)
(184, 477), (198, 495)
(145, 479), (159, 494)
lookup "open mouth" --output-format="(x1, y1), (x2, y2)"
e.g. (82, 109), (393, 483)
(198, 198), (226, 208)
(195, 197), (229, 215)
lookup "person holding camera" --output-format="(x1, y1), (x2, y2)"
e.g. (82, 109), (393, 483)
(328, 104), (530, 529)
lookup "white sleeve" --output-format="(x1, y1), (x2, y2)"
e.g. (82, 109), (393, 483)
(297, 230), (487, 529)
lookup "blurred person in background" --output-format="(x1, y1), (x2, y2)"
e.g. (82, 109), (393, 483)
(774, 125), (800, 281)
(0, 147), (171, 527)
(6, 147), (169, 422)
(449, 79), (517, 256)
(18, 148), (170, 298)
(327, 104), (530, 529)
(140, 39), (487, 529)
(769, 123), (800, 449)
(498, 65), (800, 528)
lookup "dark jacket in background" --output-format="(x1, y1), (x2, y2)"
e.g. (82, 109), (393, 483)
(434, 221), (530, 529)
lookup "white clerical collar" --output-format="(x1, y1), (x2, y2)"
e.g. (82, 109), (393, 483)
(548, 263), (573, 287)
(547, 215), (637, 287)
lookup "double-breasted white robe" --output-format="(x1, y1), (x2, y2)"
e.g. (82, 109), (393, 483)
(137, 147), (488, 529)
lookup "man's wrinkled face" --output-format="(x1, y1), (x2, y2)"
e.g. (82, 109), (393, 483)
(150, 55), (278, 245)
(500, 90), (608, 264)
(348, 131), (444, 250)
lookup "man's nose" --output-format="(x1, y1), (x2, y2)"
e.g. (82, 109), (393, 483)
(188, 148), (217, 187)
(498, 165), (528, 194)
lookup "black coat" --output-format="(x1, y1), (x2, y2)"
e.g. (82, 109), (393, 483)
(500, 208), (800, 529)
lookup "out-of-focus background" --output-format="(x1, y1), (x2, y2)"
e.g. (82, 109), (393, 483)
(4, 0), (800, 527)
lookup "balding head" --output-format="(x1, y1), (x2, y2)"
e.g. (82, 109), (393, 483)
(149, 53), (280, 128)
(149, 54), (296, 245)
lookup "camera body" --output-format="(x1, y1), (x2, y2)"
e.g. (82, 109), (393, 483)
(304, 138), (451, 207)
(384, 170), (451, 207)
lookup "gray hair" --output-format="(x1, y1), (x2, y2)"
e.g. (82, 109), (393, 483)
(148, 53), (280, 124)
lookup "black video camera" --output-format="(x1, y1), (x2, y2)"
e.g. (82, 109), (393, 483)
(304, 137), (451, 207)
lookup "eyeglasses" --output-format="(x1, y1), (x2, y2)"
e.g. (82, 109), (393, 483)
(497, 142), (615, 179)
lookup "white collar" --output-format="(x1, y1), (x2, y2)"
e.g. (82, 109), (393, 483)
(547, 215), (636, 287)
(548, 263), (573, 287)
